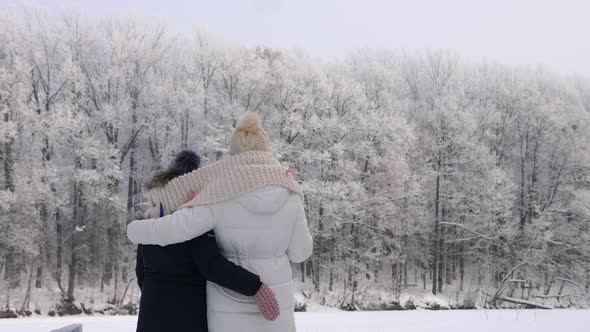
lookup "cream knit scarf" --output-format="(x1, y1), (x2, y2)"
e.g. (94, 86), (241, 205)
(148, 151), (303, 215)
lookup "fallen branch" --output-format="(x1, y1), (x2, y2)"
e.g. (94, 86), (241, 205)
(492, 262), (529, 302)
(118, 277), (135, 306)
(555, 277), (589, 296)
(498, 296), (552, 309)
(531, 294), (570, 299)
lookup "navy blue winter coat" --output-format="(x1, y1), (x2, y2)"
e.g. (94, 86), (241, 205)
(135, 230), (262, 332)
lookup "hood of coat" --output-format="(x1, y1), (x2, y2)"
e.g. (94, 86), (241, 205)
(147, 170), (175, 189)
(236, 185), (290, 213)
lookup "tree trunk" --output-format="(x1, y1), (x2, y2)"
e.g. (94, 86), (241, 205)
(66, 162), (83, 303)
(127, 146), (136, 221)
(314, 202), (323, 292)
(56, 222), (63, 287)
(300, 263), (305, 283)
(306, 260), (313, 279)
(350, 264), (358, 308)
(66, 255), (77, 303)
(392, 262), (398, 292)
(329, 249), (335, 292)
(35, 265), (43, 289)
(438, 204), (445, 294)
(528, 140), (539, 223)
(401, 185), (408, 288)
(102, 227), (114, 290)
(119, 277), (135, 306)
(112, 262), (119, 304)
(5, 287), (10, 309)
(459, 243), (465, 291)
(585, 267), (589, 292)
(350, 223), (360, 307)
(432, 155), (441, 295)
(519, 132), (529, 230)
(414, 259), (418, 284)
(544, 272), (553, 296)
(181, 108), (189, 148)
(20, 261), (34, 312)
(3, 134), (15, 192)
(557, 279), (565, 296)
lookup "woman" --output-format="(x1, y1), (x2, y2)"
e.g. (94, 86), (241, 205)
(128, 112), (313, 332)
(134, 150), (279, 332)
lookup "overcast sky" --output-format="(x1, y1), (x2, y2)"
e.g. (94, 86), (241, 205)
(5, 0), (590, 76)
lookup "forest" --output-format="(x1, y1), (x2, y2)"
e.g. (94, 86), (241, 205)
(1, 9), (589, 316)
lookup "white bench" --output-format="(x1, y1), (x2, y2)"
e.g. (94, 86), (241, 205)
(49, 324), (83, 332)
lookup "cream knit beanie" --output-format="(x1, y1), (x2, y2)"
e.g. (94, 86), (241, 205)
(229, 112), (271, 155)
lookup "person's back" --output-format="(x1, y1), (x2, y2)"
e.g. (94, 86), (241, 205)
(137, 241), (208, 332)
(206, 185), (312, 332)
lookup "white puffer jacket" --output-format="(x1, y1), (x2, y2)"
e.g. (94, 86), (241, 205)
(127, 185), (313, 332)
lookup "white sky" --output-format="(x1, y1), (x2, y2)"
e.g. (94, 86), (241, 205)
(5, 0), (590, 76)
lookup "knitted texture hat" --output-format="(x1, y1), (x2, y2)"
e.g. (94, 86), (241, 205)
(146, 150), (201, 190)
(229, 112), (271, 156)
(168, 150), (201, 176)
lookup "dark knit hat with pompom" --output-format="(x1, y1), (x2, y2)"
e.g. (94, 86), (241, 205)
(147, 150), (201, 189)
(168, 150), (201, 176)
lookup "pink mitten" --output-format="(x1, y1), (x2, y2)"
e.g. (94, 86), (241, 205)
(254, 284), (280, 321)
(184, 191), (196, 204)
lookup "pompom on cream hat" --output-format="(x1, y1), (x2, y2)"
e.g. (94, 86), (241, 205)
(229, 112), (271, 155)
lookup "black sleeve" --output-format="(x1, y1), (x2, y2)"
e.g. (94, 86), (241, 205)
(191, 231), (262, 296)
(135, 245), (144, 290)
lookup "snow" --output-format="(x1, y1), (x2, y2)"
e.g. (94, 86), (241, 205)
(399, 288), (452, 308)
(1, 310), (589, 332)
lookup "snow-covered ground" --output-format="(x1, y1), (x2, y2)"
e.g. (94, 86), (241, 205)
(1, 310), (589, 332)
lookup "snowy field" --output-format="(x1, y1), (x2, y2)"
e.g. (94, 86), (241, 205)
(1, 310), (589, 332)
